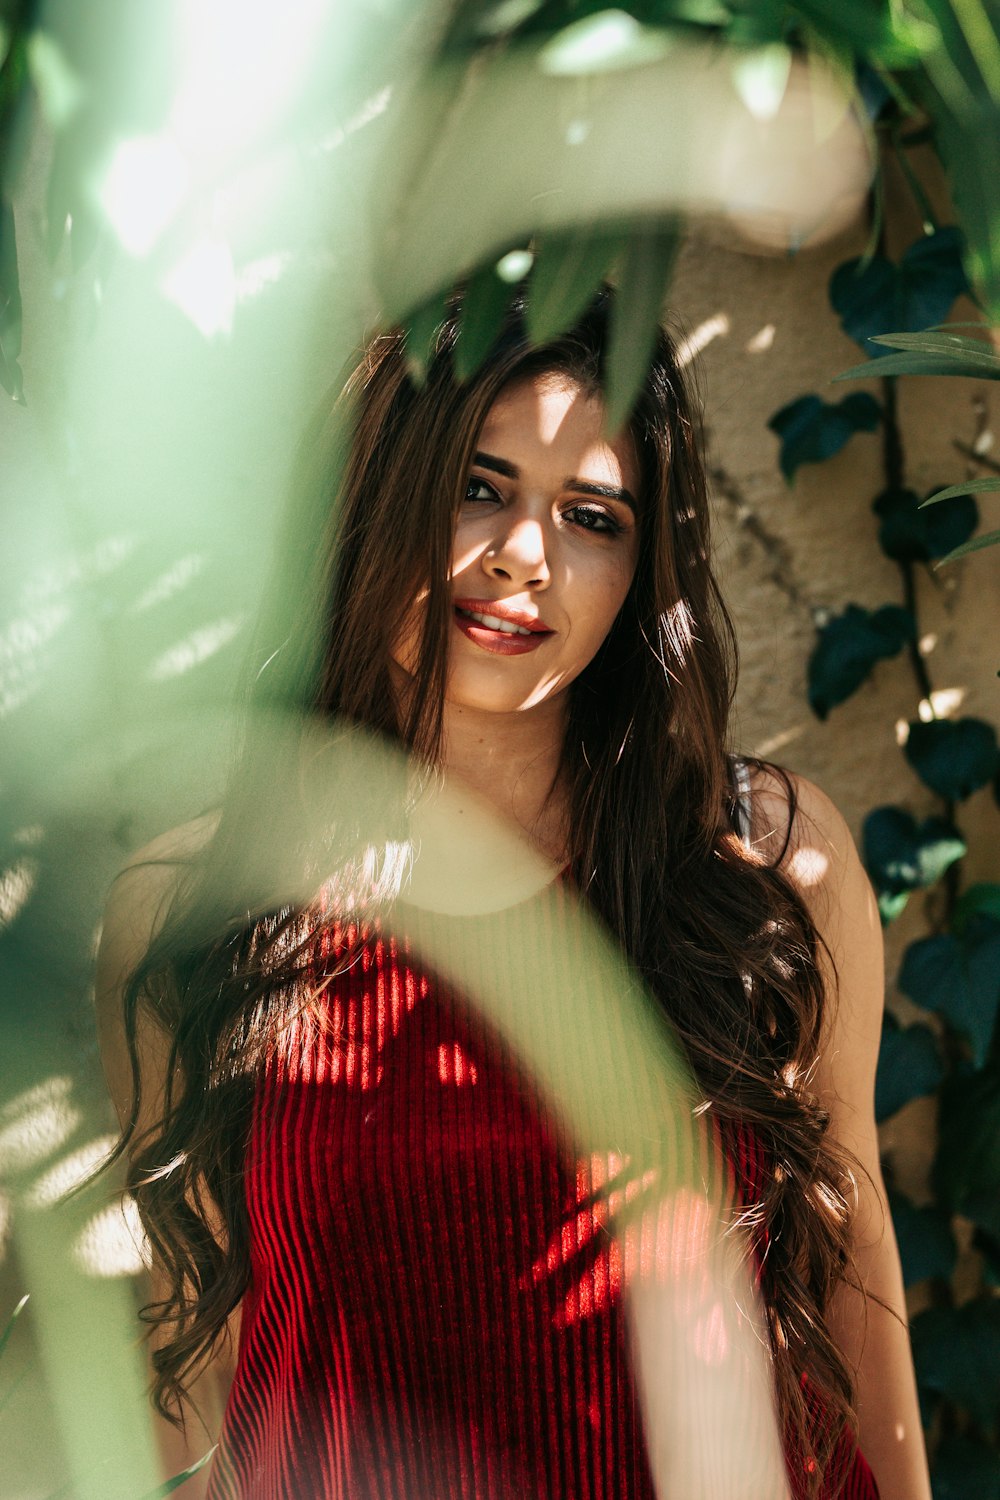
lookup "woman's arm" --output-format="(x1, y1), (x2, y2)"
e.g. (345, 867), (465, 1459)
(754, 771), (932, 1500)
(94, 821), (235, 1496)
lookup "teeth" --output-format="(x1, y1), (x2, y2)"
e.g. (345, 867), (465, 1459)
(461, 608), (534, 636)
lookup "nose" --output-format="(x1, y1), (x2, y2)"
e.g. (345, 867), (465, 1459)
(482, 515), (551, 589)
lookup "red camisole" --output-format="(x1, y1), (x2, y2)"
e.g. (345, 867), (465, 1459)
(205, 879), (880, 1500)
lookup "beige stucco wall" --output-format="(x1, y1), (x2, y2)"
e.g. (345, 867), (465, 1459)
(672, 148), (1000, 1228)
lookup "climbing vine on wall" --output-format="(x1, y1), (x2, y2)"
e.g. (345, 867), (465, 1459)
(769, 82), (1000, 1500)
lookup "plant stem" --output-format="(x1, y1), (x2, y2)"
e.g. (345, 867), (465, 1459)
(881, 375), (938, 705)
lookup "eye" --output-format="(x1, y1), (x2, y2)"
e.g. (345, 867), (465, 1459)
(563, 504), (623, 536)
(464, 476), (501, 505)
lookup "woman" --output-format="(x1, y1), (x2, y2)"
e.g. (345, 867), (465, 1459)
(96, 287), (930, 1500)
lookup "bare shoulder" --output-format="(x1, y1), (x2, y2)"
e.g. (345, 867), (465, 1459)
(96, 812), (219, 1126)
(98, 814), (219, 987)
(747, 764), (861, 900)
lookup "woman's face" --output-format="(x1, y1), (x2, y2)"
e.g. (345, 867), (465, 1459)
(392, 371), (642, 719)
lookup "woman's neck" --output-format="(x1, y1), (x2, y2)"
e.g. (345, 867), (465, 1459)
(437, 697), (570, 865)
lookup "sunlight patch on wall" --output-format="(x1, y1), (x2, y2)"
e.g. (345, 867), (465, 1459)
(131, 554), (206, 614)
(0, 604), (70, 718)
(148, 616), (245, 681)
(72, 1196), (150, 1278)
(0, 858), (39, 930)
(26, 1136), (118, 1209)
(677, 314), (730, 368)
(745, 323), (775, 354)
(0, 1079), (81, 1177)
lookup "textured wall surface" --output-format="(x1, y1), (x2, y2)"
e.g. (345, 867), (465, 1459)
(672, 154), (1000, 1223)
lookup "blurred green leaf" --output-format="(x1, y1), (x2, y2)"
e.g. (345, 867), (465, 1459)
(888, 1190), (957, 1287)
(807, 602), (913, 719)
(526, 226), (625, 346)
(935, 524), (1000, 565)
(454, 259), (515, 383)
(136, 1447), (218, 1500)
(768, 391), (881, 482)
(900, 919), (1000, 1066)
(0, 198), (24, 403)
(0, 1293), (27, 1365)
(920, 475), (1000, 506)
(829, 228), (969, 357)
(912, 1299), (1000, 1427)
(603, 221), (680, 437)
(790, 0), (938, 65)
(930, 1436), (1000, 1500)
(874, 484), (979, 562)
(954, 881), (1000, 932)
(863, 806), (965, 918)
(935, 1066), (1000, 1236)
(905, 715), (999, 800)
(404, 292), (447, 385)
(875, 1014), (943, 1121)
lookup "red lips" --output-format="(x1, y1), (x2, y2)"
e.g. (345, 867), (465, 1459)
(452, 598), (555, 656)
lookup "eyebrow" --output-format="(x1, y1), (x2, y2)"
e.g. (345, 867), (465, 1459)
(473, 451), (638, 515)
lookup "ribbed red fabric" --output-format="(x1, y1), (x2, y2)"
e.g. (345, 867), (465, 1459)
(206, 881), (880, 1500)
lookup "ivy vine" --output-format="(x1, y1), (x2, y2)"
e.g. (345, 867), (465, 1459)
(770, 83), (1000, 1496)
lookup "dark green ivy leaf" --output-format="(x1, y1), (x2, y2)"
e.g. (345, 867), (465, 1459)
(911, 1299), (1000, 1428)
(863, 806), (965, 922)
(899, 917), (1000, 1066)
(904, 716), (999, 800)
(829, 227), (969, 357)
(807, 603), (913, 719)
(873, 485), (979, 563)
(930, 1436), (1000, 1500)
(874, 1013), (943, 1121)
(887, 1191), (956, 1287)
(934, 1067), (1000, 1236)
(768, 392), (881, 482)
(954, 881), (1000, 933)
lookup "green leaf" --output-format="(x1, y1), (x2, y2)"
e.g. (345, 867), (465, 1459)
(135, 1447), (218, 1500)
(874, 485), (979, 562)
(863, 806), (965, 912)
(930, 1436), (1000, 1500)
(603, 222), (680, 437)
(920, 476), (1000, 506)
(875, 1014), (943, 1121)
(404, 293), (447, 386)
(526, 227), (625, 346)
(934, 525), (1000, 565)
(806, 603), (913, 719)
(935, 1067), (1000, 1237)
(870, 330), (1000, 371)
(0, 1294), (28, 1366)
(767, 392), (881, 482)
(454, 260), (516, 383)
(888, 1191), (956, 1287)
(829, 228), (969, 357)
(900, 919), (1000, 1066)
(954, 881), (1000, 932)
(0, 199), (25, 404)
(790, 0), (937, 65)
(912, 1299), (1000, 1427)
(904, 715), (999, 800)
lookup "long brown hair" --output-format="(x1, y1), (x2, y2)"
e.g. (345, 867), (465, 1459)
(111, 286), (859, 1494)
